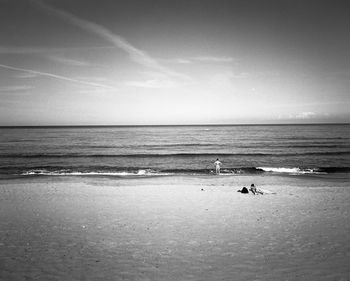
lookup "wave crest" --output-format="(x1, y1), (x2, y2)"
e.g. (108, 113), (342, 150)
(7, 166), (349, 177)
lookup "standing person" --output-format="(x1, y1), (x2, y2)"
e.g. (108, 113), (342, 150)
(214, 158), (222, 175)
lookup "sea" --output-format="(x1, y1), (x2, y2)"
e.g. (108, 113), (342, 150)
(0, 124), (349, 178)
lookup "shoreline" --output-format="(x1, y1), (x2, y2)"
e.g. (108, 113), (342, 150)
(1, 171), (349, 187)
(1, 175), (350, 280)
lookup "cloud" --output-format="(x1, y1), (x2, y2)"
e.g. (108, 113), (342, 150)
(160, 58), (192, 64)
(0, 46), (115, 54)
(0, 46), (57, 54)
(126, 79), (176, 89)
(31, 0), (190, 82)
(193, 56), (235, 63)
(47, 55), (91, 66)
(16, 72), (40, 78)
(0, 63), (116, 89)
(76, 76), (109, 82)
(286, 112), (317, 119)
(294, 112), (316, 119)
(75, 88), (109, 95)
(0, 85), (33, 92)
(125, 72), (183, 89)
(207, 71), (250, 88)
(160, 56), (235, 64)
(231, 72), (250, 79)
(275, 111), (343, 122)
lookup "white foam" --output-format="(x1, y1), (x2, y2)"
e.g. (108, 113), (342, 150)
(257, 167), (322, 174)
(21, 169), (168, 176)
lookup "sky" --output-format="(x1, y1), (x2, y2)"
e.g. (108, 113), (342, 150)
(0, 0), (349, 125)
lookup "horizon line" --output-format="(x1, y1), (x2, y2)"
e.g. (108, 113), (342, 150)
(1, 122), (349, 128)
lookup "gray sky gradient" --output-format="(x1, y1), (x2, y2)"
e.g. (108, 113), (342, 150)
(0, 0), (349, 125)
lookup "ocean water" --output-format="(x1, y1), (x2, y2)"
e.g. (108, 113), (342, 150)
(0, 124), (349, 178)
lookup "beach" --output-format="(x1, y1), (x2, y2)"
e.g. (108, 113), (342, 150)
(1, 0), (350, 278)
(1, 174), (350, 281)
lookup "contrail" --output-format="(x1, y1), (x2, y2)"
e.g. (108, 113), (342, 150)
(31, 0), (190, 81)
(0, 63), (116, 90)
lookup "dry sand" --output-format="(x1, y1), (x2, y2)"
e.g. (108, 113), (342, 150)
(0, 175), (350, 281)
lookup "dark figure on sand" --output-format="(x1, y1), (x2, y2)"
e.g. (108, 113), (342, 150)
(238, 187), (249, 194)
(250, 184), (257, 195)
(238, 184), (271, 195)
(249, 184), (268, 195)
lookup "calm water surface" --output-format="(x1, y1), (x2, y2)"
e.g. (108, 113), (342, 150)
(0, 124), (349, 177)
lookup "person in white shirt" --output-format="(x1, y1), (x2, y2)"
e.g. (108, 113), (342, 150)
(214, 158), (222, 175)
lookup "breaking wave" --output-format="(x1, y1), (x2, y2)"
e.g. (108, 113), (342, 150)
(0, 166), (347, 177)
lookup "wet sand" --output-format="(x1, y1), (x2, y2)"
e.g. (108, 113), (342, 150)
(1, 175), (350, 280)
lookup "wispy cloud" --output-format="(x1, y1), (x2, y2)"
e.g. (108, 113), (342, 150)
(76, 76), (109, 83)
(0, 46), (115, 54)
(47, 54), (91, 66)
(0, 46), (59, 54)
(31, 0), (190, 82)
(16, 72), (40, 79)
(160, 58), (192, 64)
(292, 112), (317, 119)
(75, 88), (110, 95)
(193, 56), (235, 63)
(126, 79), (176, 89)
(0, 85), (33, 92)
(125, 72), (182, 89)
(277, 111), (322, 120)
(0, 63), (116, 89)
(160, 56), (235, 64)
(231, 72), (250, 79)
